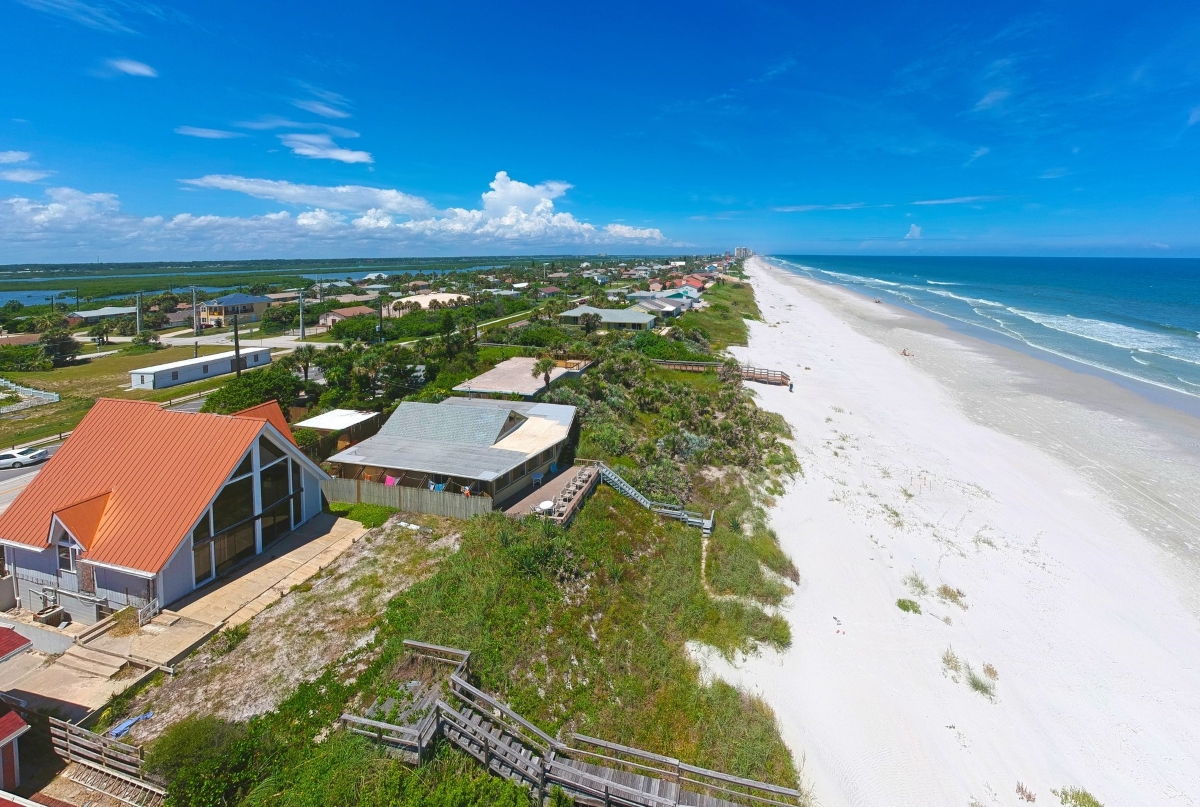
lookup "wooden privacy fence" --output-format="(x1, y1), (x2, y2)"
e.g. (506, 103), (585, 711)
(322, 477), (493, 519)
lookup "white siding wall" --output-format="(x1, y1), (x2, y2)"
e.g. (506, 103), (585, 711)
(158, 538), (194, 607)
(303, 468), (322, 523)
(130, 348), (272, 390)
(9, 545), (56, 589)
(93, 566), (154, 608)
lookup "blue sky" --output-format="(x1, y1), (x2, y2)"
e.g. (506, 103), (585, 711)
(2, 0), (1200, 261)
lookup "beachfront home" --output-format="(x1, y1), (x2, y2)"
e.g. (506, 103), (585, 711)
(536, 286), (563, 298)
(452, 356), (588, 398)
(558, 305), (657, 331)
(129, 347), (272, 390)
(327, 398), (576, 504)
(0, 399), (328, 623)
(198, 293), (272, 327)
(631, 298), (686, 318)
(319, 305), (376, 327)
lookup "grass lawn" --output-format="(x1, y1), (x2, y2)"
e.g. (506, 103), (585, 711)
(678, 281), (760, 350)
(0, 345), (236, 446)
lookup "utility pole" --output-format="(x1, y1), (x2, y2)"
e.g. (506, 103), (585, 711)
(135, 291), (142, 334)
(232, 314), (242, 378)
(298, 291), (305, 340)
(377, 294), (384, 344)
(191, 286), (199, 336)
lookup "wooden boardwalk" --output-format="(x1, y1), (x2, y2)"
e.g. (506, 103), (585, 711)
(342, 641), (804, 807)
(649, 360), (790, 387)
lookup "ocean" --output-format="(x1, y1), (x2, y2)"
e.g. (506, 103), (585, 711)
(771, 256), (1200, 399)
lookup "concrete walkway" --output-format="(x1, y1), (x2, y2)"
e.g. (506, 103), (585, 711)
(172, 514), (366, 628)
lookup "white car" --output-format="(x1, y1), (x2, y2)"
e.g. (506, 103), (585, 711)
(0, 447), (49, 469)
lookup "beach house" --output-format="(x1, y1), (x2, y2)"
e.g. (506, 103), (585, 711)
(198, 293), (272, 327)
(319, 305), (376, 327)
(0, 399), (328, 623)
(558, 305), (657, 331)
(129, 347), (272, 390)
(326, 398), (576, 504)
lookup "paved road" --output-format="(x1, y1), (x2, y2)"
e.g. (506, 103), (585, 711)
(0, 444), (59, 483)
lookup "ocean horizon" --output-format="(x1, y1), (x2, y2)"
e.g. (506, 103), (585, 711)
(771, 255), (1200, 401)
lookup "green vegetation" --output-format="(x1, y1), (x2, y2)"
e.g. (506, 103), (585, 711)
(896, 598), (922, 614)
(1052, 786), (1104, 807)
(902, 570), (929, 596)
(964, 663), (996, 699)
(631, 330), (711, 361)
(328, 502), (399, 529)
(200, 364), (308, 416)
(676, 281), (759, 350)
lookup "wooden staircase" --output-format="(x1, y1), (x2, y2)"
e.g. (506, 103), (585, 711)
(583, 461), (715, 537)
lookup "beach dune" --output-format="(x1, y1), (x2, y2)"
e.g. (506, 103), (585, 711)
(695, 258), (1200, 807)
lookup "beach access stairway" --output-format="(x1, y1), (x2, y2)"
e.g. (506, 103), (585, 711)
(648, 360), (790, 387)
(341, 641), (805, 807)
(576, 459), (714, 536)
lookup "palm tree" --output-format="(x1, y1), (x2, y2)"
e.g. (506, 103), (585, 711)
(579, 312), (602, 334)
(531, 356), (556, 389)
(292, 344), (318, 381)
(87, 321), (112, 345)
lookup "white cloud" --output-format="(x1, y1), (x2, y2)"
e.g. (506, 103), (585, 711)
(293, 100), (350, 119)
(973, 89), (1010, 111)
(964, 146), (990, 166)
(911, 195), (1001, 205)
(1039, 167), (1067, 179)
(234, 117), (358, 138)
(774, 202), (866, 212)
(0, 152), (31, 164)
(17, 0), (132, 33)
(182, 175), (432, 215)
(1, 169), (51, 182)
(0, 172), (666, 260)
(279, 133), (372, 164)
(1189, 107), (1200, 127)
(905, 224), (922, 239)
(296, 209), (344, 229)
(175, 126), (245, 139)
(353, 209), (394, 229)
(482, 171), (571, 215)
(605, 223), (664, 239)
(107, 59), (157, 77)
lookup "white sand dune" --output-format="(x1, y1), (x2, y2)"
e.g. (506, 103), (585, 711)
(695, 258), (1200, 807)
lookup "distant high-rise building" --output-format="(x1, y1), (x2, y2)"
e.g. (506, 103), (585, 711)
(734, 247), (754, 259)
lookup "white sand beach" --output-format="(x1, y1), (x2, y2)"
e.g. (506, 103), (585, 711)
(695, 258), (1200, 807)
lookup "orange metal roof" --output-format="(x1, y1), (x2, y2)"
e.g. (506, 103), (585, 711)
(0, 398), (274, 575)
(233, 401), (297, 445)
(53, 492), (111, 550)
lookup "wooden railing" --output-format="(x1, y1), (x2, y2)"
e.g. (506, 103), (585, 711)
(49, 717), (166, 793)
(342, 640), (805, 807)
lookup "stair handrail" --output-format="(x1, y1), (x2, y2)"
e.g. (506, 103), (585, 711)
(449, 674), (557, 751)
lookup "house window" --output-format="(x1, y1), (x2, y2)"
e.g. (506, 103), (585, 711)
(58, 543), (76, 572)
(212, 476), (254, 533)
(202, 364), (209, 373)
(193, 516), (213, 585)
(253, 354), (259, 363)
(172, 371), (179, 381)
(140, 375), (146, 384)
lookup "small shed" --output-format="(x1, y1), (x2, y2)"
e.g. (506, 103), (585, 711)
(293, 409), (382, 451)
(130, 347), (272, 390)
(0, 711), (28, 792)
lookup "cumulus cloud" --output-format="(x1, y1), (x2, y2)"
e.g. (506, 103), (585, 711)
(905, 224), (922, 239)
(279, 133), (372, 164)
(175, 126), (245, 139)
(107, 59), (157, 77)
(181, 175), (432, 215)
(1, 172), (666, 260)
(1, 170), (51, 182)
(0, 152), (31, 164)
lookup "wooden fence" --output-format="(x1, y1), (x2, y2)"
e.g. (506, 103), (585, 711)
(49, 717), (166, 794)
(322, 478), (493, 519)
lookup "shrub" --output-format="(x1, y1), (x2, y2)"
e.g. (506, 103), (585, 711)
(292, 427), (322, 448)
(942, 646), (962, 674)
(0, 344), (51, 371)
(902, 570), (928, 596)
(1051, 787), (1103, 807)
(145, 715), (256, 806)
(896, 598), (921, 614)
(936, 584), (968, 609)
(201, 367), (302, 416)
(965, 663), (995, 699)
